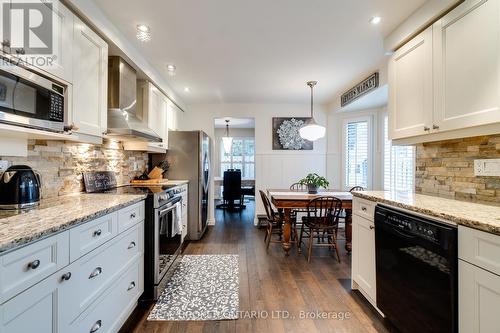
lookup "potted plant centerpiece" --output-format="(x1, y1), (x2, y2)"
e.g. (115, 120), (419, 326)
(298, 173), (329, 194)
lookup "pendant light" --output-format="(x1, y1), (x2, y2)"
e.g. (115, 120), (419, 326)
(222, 119), (233, 154)
(299, 81), (326, 141)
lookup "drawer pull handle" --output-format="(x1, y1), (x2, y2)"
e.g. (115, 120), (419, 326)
(369, 225), (375, 230)
(28, 259), (40, 270)
(361, 207), (367, 212)
(61, 272), (72, 281)
(89, 267), (103, 279)
(130, 213), (136, 219)
(93, 229), (102, 237)
(127, 281), (136, 291)
(424, 126), (430, 131)
(90, 320), (102, 333)
(128, 241), (136, 249)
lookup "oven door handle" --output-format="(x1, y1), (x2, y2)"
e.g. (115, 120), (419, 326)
(158, 204), (177, 216)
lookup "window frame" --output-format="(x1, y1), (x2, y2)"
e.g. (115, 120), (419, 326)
(341, 115), (374, 190)
(220, 136), (255, 179)
(382, 114), (416, 192)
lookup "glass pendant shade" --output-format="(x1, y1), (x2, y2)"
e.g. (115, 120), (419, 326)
(300, 81), (326, 141)
(222, 120), (233, 153)
(299, 118), (326, 141)
(222, 136), (233, 154)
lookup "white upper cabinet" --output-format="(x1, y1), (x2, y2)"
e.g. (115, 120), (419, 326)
(433, 0), (500, 132)
(389, 27), (433, 140)
(71, 16), (108, 138)
(125, 81), (169, 152)
(389, 0), (500, 142)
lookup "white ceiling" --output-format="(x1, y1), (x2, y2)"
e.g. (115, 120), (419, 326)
(214, 118), (255, 129)
(94, 0), (426, 105)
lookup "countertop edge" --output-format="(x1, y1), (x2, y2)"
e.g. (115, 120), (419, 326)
(351, 192), (500, 236)
(0, 195), (146, 255)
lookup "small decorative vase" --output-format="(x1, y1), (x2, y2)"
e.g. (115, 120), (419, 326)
(307, 184), (319, 194)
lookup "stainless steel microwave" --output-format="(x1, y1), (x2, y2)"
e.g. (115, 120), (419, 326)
(0, 61), (66, 132)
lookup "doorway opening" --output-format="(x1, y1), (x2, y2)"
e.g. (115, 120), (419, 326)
(213, 117), (255, 223)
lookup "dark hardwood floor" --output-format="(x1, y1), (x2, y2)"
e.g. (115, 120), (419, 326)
(121, 200), (391, 333)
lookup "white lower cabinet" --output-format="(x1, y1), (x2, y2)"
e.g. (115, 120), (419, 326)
(459, 260), (500, 333)
(459, 226), (500, 333)
(352, 214), (377, 304)
(0, 266), (71, 333)
(0, 201), (145, 333)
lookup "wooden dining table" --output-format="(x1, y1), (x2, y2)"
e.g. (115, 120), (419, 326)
(268, 189), (353, 256)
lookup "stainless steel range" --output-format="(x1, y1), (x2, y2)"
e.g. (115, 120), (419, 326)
(83, 172), (184, 301)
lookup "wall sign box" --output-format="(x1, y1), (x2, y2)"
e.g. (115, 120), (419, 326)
(341, 72), (379, 107)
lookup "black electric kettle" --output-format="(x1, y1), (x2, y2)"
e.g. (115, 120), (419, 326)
(0, 165), (41, 209)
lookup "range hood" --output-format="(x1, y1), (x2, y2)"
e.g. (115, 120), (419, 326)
(106, 56), (162, 142)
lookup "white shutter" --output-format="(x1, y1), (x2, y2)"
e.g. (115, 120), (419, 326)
(383, 116), (415, 191)
(344, 120), (369, 189)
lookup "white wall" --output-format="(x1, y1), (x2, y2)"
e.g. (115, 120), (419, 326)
(326, 107), (386, 191)
(181, 103), (328, 225)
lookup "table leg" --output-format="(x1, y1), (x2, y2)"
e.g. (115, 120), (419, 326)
(345, 208), (352, 253)
(282, 208), (292, 256)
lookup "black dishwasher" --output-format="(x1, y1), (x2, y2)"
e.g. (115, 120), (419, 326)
(374, 205), (457, 333)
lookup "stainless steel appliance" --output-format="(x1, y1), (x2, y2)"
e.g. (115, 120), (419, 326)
(82, 171), (184, 301)
(375, 205), (458, 333)
(106, 56), (162, 142)
(0, 165), (41, 210)
(0, 60), (66, 132)
(151, 130), (211, 240)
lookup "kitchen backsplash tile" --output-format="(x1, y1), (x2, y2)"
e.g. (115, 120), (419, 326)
(416, 135), (500, 203)
(0, 140), (148, 199)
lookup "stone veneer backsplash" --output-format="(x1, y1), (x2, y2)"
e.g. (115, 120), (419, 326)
(0, 140), (148, 199)
(416, 134), (500, 203)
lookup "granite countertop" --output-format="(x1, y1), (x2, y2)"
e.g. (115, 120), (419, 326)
(0, 193), (146, 254)
(165, 180), (189, 186)
(352, 191), (500, 235)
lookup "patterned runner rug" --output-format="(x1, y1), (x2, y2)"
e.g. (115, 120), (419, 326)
(148, 254), (239, 321)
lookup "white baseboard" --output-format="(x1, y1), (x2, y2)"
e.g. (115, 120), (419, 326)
(207, 218), (215, 226)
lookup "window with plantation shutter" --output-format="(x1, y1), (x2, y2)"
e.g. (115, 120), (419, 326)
(344, 120), (369, 189)
(383, 115), (415, 191)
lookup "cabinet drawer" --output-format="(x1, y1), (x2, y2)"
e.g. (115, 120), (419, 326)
(0, 232), (69, 303)
(117, 201), (145, 233)
(63, 222), (143, 322)
(69, 213), (117, 262)
(353, 197), (376, 221)
(459, 226), (500, 276)
(71, 257), (143, 333)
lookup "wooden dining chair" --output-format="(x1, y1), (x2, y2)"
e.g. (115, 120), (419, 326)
(298, 196), (343, 263)
(259, 190), (295, 252)
(349, 186), (365, 192)
(290, 182), (307, 191)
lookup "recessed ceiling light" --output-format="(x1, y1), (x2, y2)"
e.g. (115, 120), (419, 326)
(184, 87), (190, 93)
(136, 24), (151, 42)
(369, 16), (382, 25)
(166, 64), (176, 72)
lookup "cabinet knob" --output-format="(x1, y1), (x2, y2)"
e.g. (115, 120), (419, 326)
(61, 272), (72, 281)
(130, 213), (136, 219)
(89, 320), (102, 333)
(89, 267), (103, 279)
(361, 207), (367, 212)
(93, 229), (102, 237)
(424, 126), (430, 131)
(433, 124), (440, 130)
(28, 259), (40, 270)
(15, 48), (25, 55)
(127, 241), (136, 249)
(1, 40), (10, 48)
(369, 225), (375, 230)
(127, 281), (136, 291)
